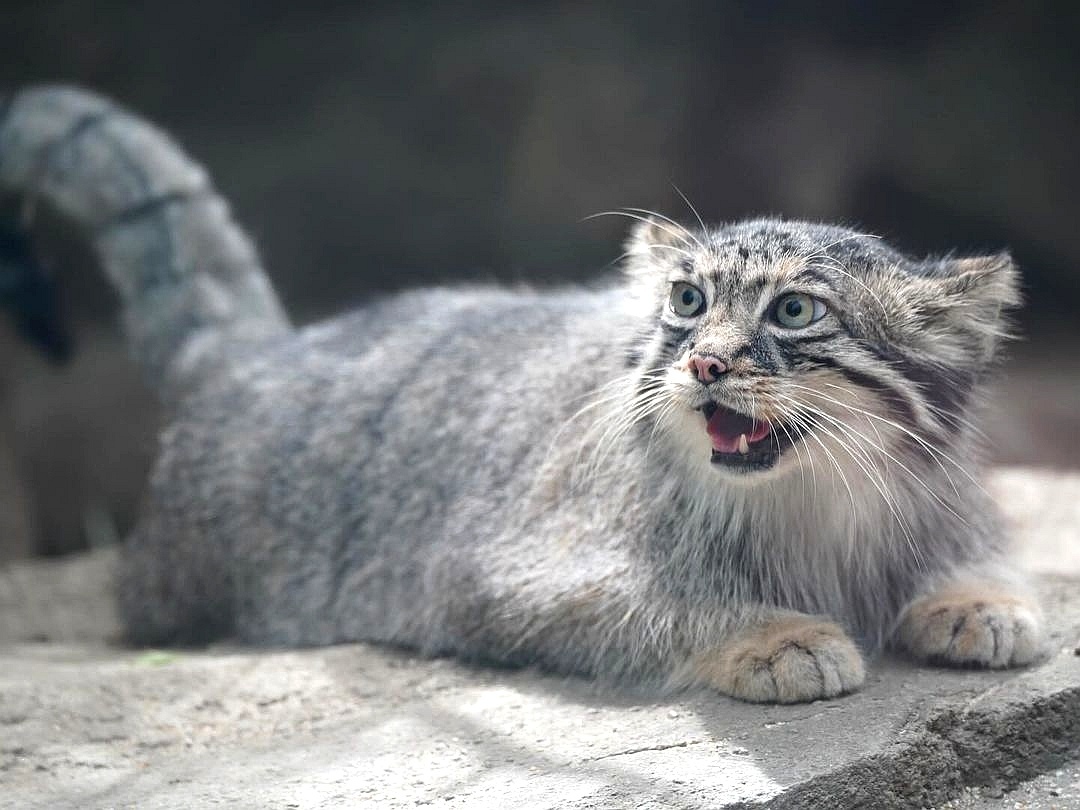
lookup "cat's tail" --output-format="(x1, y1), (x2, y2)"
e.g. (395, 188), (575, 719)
(0, 85), (290, 400)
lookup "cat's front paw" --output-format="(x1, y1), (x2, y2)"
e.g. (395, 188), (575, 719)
(897, 585), (1045, 668)
(682, 616), (865, 704)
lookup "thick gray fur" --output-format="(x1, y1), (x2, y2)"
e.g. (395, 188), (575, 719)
(0, 88), (1041, 700)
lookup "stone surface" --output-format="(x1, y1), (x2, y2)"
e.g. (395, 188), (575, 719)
(1, 466), (1079, 809)
(940, 761), (1080, 809)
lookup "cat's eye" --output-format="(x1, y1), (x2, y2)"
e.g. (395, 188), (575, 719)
(669, 282), (706, 317)
(772, 293), (826, 328)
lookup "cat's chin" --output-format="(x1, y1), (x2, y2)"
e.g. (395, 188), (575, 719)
(709, 447), (781, 473)
(708, 440), (803, 478)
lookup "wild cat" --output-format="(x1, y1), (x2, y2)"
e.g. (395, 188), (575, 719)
(0, 87), (1045, 703)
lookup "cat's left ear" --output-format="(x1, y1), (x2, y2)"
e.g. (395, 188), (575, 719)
(931, 252), (1021, 361)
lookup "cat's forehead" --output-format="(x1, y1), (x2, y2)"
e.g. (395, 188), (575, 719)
(677, 220), (892, 285)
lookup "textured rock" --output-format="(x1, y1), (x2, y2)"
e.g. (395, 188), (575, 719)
(1, 466), (1079, 809)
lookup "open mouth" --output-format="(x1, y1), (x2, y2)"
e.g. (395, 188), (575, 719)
(699, 402), (796, 472)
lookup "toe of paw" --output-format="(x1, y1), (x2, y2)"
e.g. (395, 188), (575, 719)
(772, 640), (864, 702)
(999, 608), (1045, 666)
(726, 633), (865, 704)
(993, 604), (1045, 669)
(902, 600), (1045, 668)
(695, 619), (866, 704)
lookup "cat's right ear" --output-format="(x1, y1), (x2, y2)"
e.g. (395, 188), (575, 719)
(622, 218), (684, 280)
(624, 217), (681, 257)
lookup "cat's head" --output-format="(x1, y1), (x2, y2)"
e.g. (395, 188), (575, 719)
(621, 216), (1019, 481)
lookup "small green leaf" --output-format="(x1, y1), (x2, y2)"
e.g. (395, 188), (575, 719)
(134, 650), (178, 667)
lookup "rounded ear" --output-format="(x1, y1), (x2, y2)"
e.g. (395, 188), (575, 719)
(623, 217), (685, 258)
(931, 251), (1021, 362)
(622, 217), (690, 282)
(939, 252), (1021, 310)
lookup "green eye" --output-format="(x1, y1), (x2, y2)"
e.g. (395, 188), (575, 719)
(773, 293), (826, 328)
(669, 282), (706, 317)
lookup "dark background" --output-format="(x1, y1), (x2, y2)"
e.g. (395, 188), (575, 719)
(1, 1), (1078, 559)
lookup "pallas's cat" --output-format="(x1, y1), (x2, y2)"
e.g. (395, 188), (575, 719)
(0, 87), (1044, 703)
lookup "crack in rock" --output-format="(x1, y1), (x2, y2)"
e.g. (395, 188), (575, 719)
(580, 738), (709, 763)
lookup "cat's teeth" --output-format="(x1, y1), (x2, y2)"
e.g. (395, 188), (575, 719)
(737, 434), (750, 455)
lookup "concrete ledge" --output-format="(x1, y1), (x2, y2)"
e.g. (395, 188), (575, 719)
(2, 467), (1079, 809)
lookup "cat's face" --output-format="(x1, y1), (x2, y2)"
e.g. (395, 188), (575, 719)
(622, 217), (1019, 482)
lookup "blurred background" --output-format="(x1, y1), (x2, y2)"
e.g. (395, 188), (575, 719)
(0, 0), (1077, 561)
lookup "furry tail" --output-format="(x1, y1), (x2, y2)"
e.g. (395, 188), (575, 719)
(0, 85), (290, 398)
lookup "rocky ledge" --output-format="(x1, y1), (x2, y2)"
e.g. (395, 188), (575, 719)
(1, 467), (1079, 809)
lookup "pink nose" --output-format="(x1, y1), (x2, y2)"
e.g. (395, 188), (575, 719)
(688, 354), (728, 384)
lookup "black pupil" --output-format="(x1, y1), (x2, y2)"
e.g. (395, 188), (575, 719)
(681, 289), (696, 307)
(784, 298), (803, 318)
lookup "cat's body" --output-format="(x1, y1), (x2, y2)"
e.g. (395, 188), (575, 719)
(0, 87), (1045, 703)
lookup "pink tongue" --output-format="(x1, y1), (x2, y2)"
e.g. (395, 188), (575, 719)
(706, 409), (772, 453)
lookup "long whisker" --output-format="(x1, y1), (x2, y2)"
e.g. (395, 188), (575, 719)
(621, 206), (706, 253)
(644, 396), (681, 463)
(582, 210), (694, 251)
(794, 382), (966, 496)
(801, 406), (927, 571)
(670, 186), (709, 246)
(544, 370), (670, 482)
(822, 381), (941, 478)
(762, 397), (812, 498)
(787, 383), (981, 493)
(643, 243), (696, 260)
(775, 400), (927, 570)
(789, 397), (966, 521)
(802, 247), (890, 323)
(574, 380), (676, 484)
(772, 403), (860, 534)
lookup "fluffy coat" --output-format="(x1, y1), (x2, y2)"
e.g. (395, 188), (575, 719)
(0, 87), (1044, 703)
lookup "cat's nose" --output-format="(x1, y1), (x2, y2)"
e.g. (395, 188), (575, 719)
(688, 354), (728, 384)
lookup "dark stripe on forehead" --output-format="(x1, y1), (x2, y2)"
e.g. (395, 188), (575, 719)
(791, 266), (838, 289)
(740, 274), (774, 295)
(740, 266), (837, 297)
